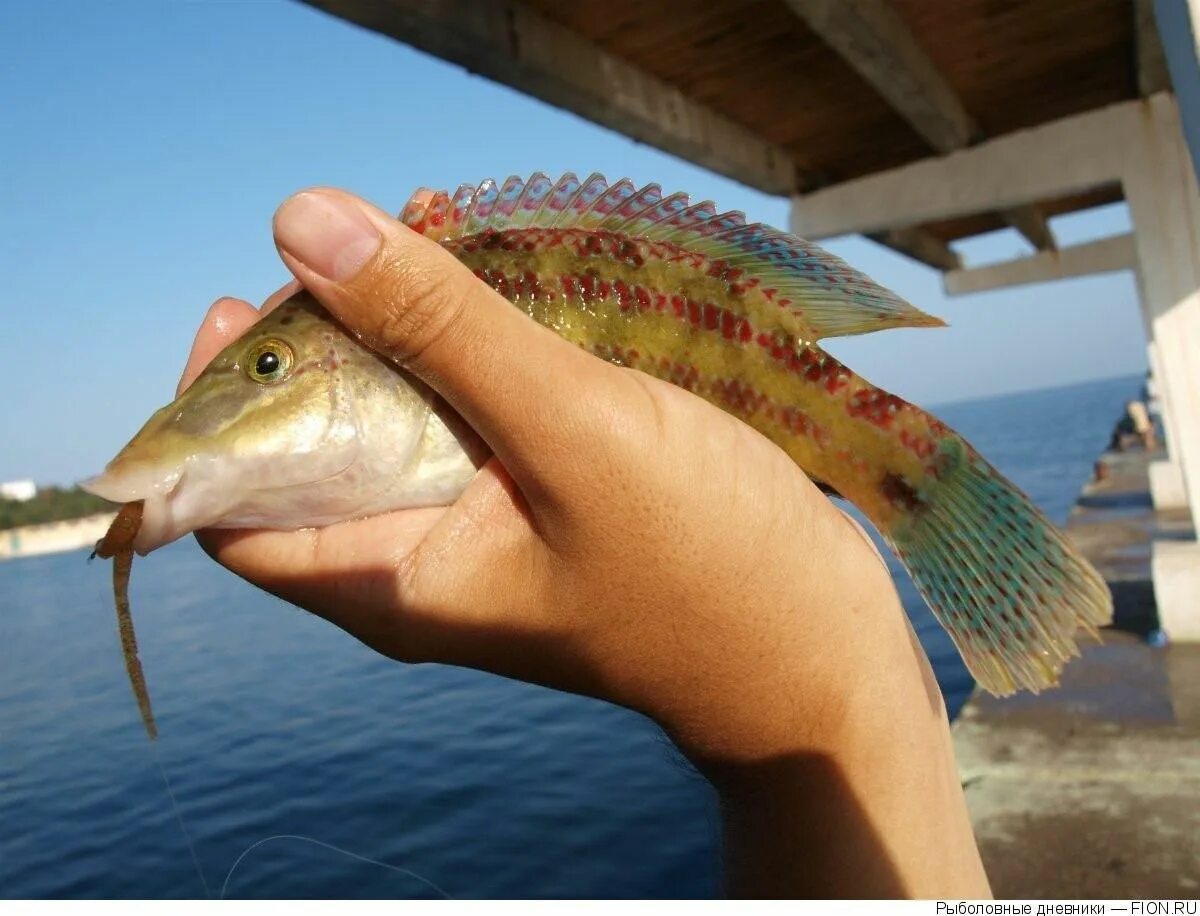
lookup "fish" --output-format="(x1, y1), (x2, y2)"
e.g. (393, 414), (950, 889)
(84, 172), (1111, 713)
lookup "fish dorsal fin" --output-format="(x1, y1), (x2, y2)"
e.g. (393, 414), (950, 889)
(401, 173), (944, 340)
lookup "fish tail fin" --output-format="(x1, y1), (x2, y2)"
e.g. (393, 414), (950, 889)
(884, 436), (1112, 695)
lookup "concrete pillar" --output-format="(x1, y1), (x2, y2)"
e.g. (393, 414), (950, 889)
(1144, 340), (1189, 509)
(1143, 341), (1175, 460)
(1124, 94), (1200, 639)
(1156, 0), (1200, 186)
(1134, 267), (1188, 509)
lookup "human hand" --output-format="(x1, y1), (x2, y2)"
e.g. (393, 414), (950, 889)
(180, 187), (916, 760)
(179, 188), (987, 896)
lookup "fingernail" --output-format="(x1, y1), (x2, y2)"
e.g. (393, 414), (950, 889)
(275, 190), (381, 282)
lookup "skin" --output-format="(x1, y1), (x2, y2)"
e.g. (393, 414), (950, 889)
(178, 188), (990, 899)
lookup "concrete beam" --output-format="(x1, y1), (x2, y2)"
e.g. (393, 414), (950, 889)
(1137, 0), (1171, 96)
(301, 0), (797, 195)
(783, 0), (976, 152)
(998, 206), (1057, 252)
(783, 0), (1053, 251)
(790, 100), (1141, 239)
(943, 234), (1135, 295)
(870, 227), (962, 271)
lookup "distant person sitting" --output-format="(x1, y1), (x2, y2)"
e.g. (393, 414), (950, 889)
(1128, 400), (1156, 450)
(1109, 400), (1156, 451)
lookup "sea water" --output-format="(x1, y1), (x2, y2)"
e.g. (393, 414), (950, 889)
(0, 374), (1136, 898)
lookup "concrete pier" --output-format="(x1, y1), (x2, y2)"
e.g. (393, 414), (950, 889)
(954, 448), (1199, 899)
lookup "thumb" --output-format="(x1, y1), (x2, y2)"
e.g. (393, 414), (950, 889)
(271, 187), (612, 485)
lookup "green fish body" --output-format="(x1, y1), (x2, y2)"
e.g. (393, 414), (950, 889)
(86, 173), (1111, 697)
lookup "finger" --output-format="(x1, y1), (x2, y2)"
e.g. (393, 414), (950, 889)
(197, 506), (444, 659)
(260, 278), (303, 315)
(258, 197), (444, 328)
(177, 297), (260, 395)
(270, 187), (615, 481)
(198, 506), (443, 611)
(196, 458), (539, 662)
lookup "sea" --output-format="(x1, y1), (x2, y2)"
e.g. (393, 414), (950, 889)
(0, 373), (1140, 899)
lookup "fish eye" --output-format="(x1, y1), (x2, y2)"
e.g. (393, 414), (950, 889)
(245, 339), (294, 384)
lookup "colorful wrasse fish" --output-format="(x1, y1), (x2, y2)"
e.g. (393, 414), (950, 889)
(86, 172), (1111, 724)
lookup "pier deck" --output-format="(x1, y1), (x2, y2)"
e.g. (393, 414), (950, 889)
(953, 449), (1199, 898)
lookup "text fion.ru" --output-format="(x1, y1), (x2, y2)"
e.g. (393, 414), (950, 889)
(937, 903), (1198, 916)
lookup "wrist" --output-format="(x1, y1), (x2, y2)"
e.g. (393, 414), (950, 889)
(660, 561), (931, 781)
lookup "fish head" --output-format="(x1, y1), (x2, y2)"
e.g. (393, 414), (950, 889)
(83, 293), (367, 553)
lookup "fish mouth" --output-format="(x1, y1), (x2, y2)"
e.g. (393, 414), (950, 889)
(82, 462), (233, 556)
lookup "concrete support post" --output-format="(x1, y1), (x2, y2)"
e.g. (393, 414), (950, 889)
(1124, 94), (1200, 639)
(1145, 339), (1188, 509)
(1138, 261), (1189, 507)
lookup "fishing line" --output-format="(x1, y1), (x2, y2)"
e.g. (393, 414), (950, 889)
(92, 578), (213, 898)
(151, 741), (213, 898)
(153, 742), (449, 900)
(153, 731), (449, 900)
(218, 834), (452, 899)
(94, 579), (446, 899)
(152, 724), (450, 900)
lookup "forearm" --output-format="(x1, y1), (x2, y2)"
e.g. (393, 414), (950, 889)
(675, 586), (990, 898)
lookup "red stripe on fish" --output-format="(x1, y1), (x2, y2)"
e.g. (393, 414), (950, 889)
(469, 262), (946, 479)
(449, 229), (775, 311)
(589, 342), (834, 448)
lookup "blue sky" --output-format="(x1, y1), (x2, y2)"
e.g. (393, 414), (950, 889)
(0, 1), (1147, 485)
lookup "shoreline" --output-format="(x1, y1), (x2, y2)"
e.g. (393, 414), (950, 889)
(0, 512), (116, 561)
